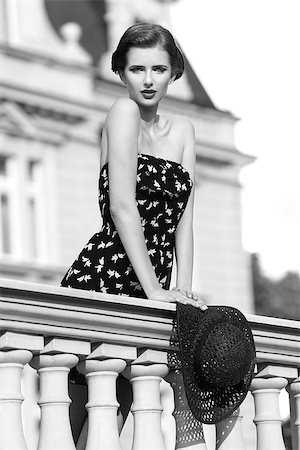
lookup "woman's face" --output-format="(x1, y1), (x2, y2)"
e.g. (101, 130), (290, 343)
(121, 45), (173, 107)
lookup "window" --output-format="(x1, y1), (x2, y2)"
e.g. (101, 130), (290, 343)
(0, 153), (49, 262)
(0, 193), (11, 254)
(0, 155), (14, 255)
(27, 159), (39, 182)
(0, 155), (8, 176)
(26, 159), (44, 260)
(27, 197), (37, 258)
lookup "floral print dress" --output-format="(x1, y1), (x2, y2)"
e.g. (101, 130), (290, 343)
(61, 154), (193, 298)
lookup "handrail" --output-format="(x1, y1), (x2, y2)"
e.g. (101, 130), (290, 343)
(0, 278), (176, 351)
(1, 278), (299, 358)
(0, 277), (299, 450)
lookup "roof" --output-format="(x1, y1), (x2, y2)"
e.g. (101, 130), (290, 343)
(45, 0), (108, 63)
(45, 0), (216, 109)
(180, 46), (216, 108)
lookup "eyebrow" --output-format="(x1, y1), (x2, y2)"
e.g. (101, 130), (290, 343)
(128, 65), (144, 69)
(128, 65), (168, 69)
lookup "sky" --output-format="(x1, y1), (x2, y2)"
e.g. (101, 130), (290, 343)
(170, 0), (300, 279)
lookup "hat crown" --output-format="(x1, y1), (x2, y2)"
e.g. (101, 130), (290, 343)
(194, 322), (253, 388)
(176, 304), (256, 424)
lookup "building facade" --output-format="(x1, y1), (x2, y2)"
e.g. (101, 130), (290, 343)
(0, 0), (254, 312)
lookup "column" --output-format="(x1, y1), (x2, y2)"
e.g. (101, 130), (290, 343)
(0, 349), (33, 450)
(78, 358), (127, 450)
(124, 349), (169, 450)
(286, 376), (300, 450)
(250, 376), (288, 450)
(31, 353), (79, 450)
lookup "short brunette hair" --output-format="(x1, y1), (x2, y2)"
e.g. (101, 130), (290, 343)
(111, 23), (184, 80)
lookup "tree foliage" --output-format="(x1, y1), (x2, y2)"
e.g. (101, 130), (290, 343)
(251, 254), (300, 320)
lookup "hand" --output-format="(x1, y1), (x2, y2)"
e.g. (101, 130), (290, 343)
(148, 288), (206, 309)
(172, 288), (208, 311)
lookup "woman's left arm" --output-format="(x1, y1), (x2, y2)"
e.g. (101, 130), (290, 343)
(174, 119), (196, 292)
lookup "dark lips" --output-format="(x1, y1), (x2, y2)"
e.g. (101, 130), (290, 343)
(141, 90), (156, 99)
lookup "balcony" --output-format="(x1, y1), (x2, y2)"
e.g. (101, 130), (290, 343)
(0, 278), (299, 450)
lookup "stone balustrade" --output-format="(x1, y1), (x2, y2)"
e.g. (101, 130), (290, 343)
(0, 278), (299, 450)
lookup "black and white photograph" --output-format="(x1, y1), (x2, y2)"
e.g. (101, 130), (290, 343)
(0, 1), (299, 449)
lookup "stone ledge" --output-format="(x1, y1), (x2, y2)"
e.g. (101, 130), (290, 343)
(0, 278), (299, 366)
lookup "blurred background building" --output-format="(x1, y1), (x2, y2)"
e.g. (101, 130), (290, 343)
(1, 3), (299, 450)
(0, 0), (254, 312)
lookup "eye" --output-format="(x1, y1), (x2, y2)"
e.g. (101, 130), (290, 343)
(153, 66), (167, 73)
(129, 66), (144, 73)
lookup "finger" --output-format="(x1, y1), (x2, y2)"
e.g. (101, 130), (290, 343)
(185, 298), (203, 309)
(181, 291), (194, 300)
(175, 297), (188, 305)
(194, 300), (204, 309)
(174, 291), (188, 300)
(196, 298), (208, 311)
(187, 298), (207, 310)
(174, 294), (204, 309)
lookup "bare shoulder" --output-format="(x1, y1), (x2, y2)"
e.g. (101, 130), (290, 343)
(107, 98), (140, 122)
(170, 116), (195, 158)
(169, 116), (195, 171)
(171, 116), (195, 136)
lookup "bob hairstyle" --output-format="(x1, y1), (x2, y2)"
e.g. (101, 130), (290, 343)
(111, 23), (184, 80)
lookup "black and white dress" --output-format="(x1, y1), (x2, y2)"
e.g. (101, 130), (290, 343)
(61, 153), (193, 296)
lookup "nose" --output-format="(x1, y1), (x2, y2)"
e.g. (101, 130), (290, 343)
(143, 70), (153, 87)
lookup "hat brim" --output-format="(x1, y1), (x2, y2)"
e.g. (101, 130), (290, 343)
(176, 304), (256, 424)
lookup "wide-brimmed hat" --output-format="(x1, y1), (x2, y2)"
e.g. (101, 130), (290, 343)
(176, 304), (256, 424)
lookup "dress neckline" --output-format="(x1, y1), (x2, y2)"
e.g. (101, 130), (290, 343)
(100, 153), (192, 181)
(138, 153), (182, 167)
(138, 154), (192, 182)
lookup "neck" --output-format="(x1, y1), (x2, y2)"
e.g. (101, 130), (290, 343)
(138, 104), (158, 125)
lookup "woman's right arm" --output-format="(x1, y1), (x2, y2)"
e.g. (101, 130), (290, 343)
(106, 99), (200, 307)
(106, 98), (161, 298)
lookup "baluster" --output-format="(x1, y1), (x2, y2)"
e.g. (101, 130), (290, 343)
(216, 407), (245, 450)
(0, 349), (33, 450)
(124, 349), (169, 450)
(77, 343), (136, 450)
(31, 353), (79, 450)
(250, 376), (288, 450)
(78, 358), (127, 450)
(286, 376), (300, 450)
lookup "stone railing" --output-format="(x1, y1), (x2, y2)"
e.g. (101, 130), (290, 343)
(0, 278), (299, 450)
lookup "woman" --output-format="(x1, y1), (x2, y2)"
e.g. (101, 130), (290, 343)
(62, 23), (207, 449)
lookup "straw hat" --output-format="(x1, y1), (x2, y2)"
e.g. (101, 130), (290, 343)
(176, 304), (256, 424)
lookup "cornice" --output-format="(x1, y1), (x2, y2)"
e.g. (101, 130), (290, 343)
(17, 102), (84, 124)
(0, 99), (101, 146)
(196, 140), (255, 169)
(0, 81), (102, 114)
(0, 44), (94, 73)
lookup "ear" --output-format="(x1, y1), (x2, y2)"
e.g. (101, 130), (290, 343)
(119, 71), (127, 86)
(168, 75), (176, 85)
